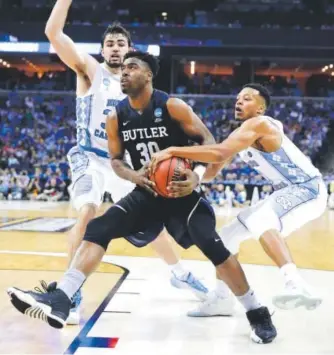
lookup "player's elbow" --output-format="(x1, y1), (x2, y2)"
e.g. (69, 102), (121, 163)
(45, 26), (55, 41)
(111, 159), (122, 173)
(44, 23), (61, 41)
(111, 159), (119, 170)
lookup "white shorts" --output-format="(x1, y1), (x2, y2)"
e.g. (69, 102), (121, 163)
(220, 177), (328, 254)
(67, 146), (135, 211)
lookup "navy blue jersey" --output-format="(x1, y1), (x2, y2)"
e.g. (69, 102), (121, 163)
(116, 90), (189, 171)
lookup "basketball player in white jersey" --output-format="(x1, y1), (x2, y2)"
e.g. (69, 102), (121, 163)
(151, 83), (327, 316)
(44, 0), (208, 324)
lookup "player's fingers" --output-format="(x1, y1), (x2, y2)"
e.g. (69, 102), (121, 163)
(147, 162), (153, 176)
(168, 180), (191, 189)
(148, 159), (156, 175)
(144, 177), (156, 188)
(168, 189), (192, 198)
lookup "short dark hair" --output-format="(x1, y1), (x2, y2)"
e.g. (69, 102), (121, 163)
(101, 22), (132, 47)
(123, 51), (160, 77)
(243, 83), (271, 108)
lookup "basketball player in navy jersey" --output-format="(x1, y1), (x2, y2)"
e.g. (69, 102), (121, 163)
(42, 0), (209, 325)
(151, 83), (326, 315)
(7, 53), (276, 344)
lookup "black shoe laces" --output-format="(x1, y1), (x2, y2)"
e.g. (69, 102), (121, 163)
(34, 280), (49, 294)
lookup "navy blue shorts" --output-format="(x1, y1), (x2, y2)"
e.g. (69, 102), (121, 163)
(84, 187), (231, 266)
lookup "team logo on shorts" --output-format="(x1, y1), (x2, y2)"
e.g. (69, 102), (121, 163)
(276, 196), (292, 210)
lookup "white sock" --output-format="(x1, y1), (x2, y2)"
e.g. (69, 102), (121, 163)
(237, 289), (262, 312)
(280, 263), (300, 285)
(169, 262), (189, 279)
(215, 279), (230, 298)
(58, 269), (86, 300)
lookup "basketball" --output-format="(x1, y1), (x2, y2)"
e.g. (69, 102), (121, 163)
(150, 157), (191, 198)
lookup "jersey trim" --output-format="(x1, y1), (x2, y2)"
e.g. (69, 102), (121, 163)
(79, 145), (109, 159)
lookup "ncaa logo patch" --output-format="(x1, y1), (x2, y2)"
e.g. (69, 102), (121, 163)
(103, 78), (110, 88)
(154, 108), (162, 118)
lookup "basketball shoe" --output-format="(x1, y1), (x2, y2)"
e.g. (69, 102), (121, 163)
(30, 280), (81, 325)
(170, 271), (208, 301)
(7, 286), (71, 329)
(187, 291), (235, 317)
(247, 306), (277, 344)
(273, 279), (322, 310)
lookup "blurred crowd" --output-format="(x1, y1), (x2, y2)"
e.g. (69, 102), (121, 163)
(4, 68), (334, 99)
(3, 0), (334, 31)
(0, 90), (332, 205)
(0, 91), (75, 201)
(175, 73), (334, 98)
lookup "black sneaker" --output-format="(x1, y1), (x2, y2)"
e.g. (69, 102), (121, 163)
(7, 286), (71, 329)
(33, 280), (57, 294)
(246, 306), (277, 344)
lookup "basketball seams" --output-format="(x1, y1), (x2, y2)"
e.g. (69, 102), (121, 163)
(166, 157), (175, 194)
(153, 168), (166, 196)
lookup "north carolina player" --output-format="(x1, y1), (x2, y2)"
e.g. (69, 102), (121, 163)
(44, 0), (208, 324)
(151, 83), (327, 315)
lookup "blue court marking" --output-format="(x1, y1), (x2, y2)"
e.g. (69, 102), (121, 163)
(64, 264), (129, 354)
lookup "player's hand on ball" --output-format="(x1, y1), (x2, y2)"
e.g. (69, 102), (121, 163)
(149, 148), (173, 175)
(133, 164), (158, 197)
(167, 168), (199, 198)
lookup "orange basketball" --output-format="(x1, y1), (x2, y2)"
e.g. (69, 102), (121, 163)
(150, 157), (191, 198)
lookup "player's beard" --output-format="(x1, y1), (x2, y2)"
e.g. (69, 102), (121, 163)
(105, 61), (122, 69)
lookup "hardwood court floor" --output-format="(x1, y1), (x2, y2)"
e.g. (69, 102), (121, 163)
(0, 200), (333, 271)
(0, 201), (333, 354)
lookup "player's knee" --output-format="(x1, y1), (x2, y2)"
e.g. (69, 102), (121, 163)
(68, 203), (97, 239)
(190, 229), (231, 266)
(83, 205), (128, 250)
(200, 238), (231, 266)
(78, 203), (98, 221)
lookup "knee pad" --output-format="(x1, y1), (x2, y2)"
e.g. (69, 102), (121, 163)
(83, 205), (128, 250)
(193, 231), (231, 266)
(187, 199), (231, 265)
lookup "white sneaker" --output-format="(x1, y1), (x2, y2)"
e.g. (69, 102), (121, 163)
(187, 291), (235, 317)
(66, 289), (82, 325)
(273, 281), (322, 311)
(170, 272), (208, 301)
(66, 307), (80, 325)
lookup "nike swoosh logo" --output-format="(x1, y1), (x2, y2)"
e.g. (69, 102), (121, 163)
(123, 121), (130, 126)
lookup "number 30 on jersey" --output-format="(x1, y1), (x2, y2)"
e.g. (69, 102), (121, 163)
(136, 142), (160, 165)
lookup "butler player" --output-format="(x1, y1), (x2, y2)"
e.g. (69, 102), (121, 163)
(43, 0), (209, 325)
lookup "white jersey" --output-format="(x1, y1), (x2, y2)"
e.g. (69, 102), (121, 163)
(239, 116), (321, 189)
(76, 63), (126, 158)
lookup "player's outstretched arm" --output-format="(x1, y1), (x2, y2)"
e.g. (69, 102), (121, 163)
(106, 112), (157, 196)
(202, 158), (233, 182)
(45, 0), (97, 78)
(151, 116), (270, 166)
